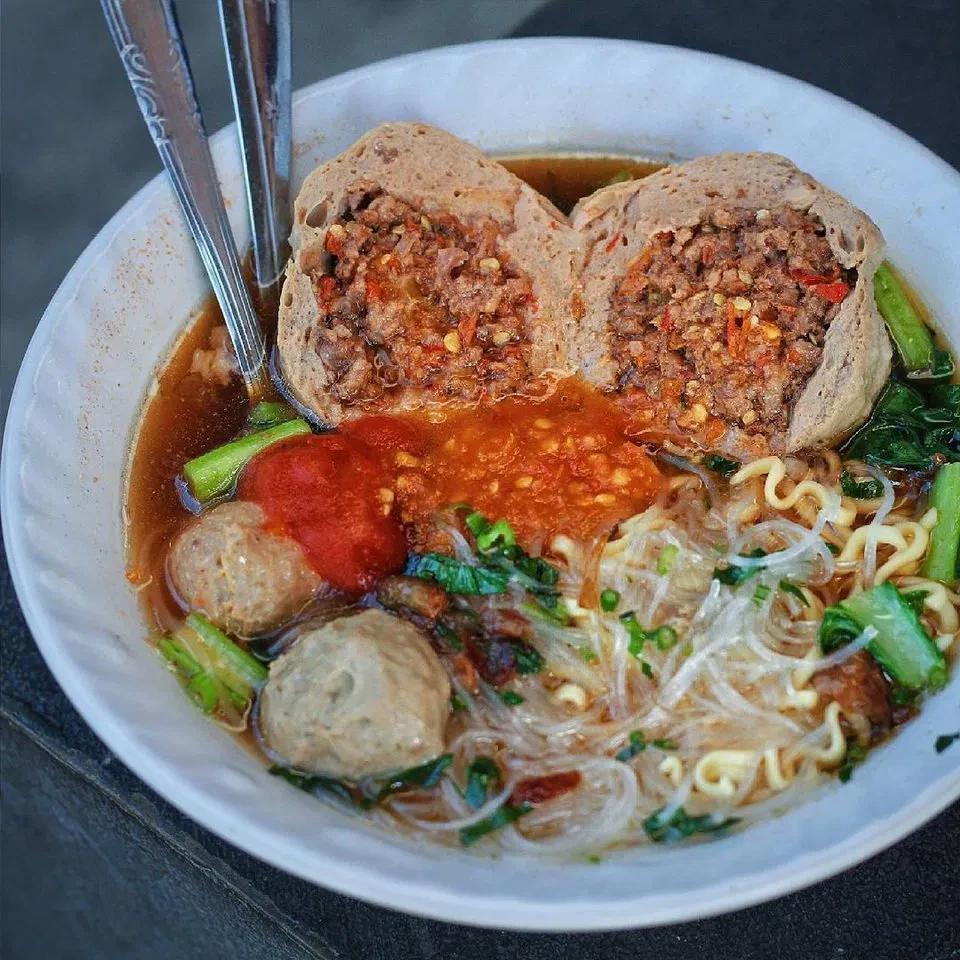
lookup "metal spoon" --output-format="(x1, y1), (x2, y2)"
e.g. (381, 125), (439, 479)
(100, 0), (267, 393)
(218, 0), (292, 317)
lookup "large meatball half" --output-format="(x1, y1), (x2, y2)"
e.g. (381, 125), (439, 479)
(167, 500), (321, 637)
(260, 609), (451, 780)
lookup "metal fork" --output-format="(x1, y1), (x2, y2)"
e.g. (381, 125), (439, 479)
(100, 0), (267, 392)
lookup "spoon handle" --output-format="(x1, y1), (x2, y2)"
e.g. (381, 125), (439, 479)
(100, 0), (267, 389)
(219, 0), (292, 310)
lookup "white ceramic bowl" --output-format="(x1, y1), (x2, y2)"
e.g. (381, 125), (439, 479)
(4, 39), (960, 931)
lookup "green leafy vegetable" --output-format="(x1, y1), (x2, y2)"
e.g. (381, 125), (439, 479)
(513, 643), (545, 675)
(600, 588), (621, 612)
(375, 755), (453, 801)
(702, 454), (740, 478)
(183, 419), (311, 502)
(269, 765), (373, 809)
(713, 548), (767, 585)
(459, 803), (532, 846)
(657, 543), (679, 575)
(819, 582), (947, 690)
(643, 806), (739, 843)
(818, 607), (865, 655)
(615, 730), (647, 761)
(935, 733), (959, 753)
(464, 757), (501, 809)
(890, 684), (919, 707)
(652, 738), (677, 750)
(640, 661), (654, 679)
(409, 553), (509, 595)
(500, 690), (524, 706)
(450, 692), (468, 711)
(839, 469), (884, 499)
(842, 379), (960, 470)
(270, 754), (453, 809)
(779, 579), (810, 606)
(921, 462), (960, 584)
(838, 740), (868, 783)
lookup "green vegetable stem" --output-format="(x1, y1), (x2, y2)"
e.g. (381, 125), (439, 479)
(874, 263), (936, 373)
(183, 418), (311, 502)
(921, 462), (960, 585)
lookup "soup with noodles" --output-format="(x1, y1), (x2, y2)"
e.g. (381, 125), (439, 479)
(126, 129), (959, 856)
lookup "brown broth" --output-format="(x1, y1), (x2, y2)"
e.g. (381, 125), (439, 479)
(499, 154), (664, 215)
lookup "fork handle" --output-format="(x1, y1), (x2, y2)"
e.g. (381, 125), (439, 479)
(100, 0), (266, 388)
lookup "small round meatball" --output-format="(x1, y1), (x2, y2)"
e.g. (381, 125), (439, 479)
(260, 609), (450, 779)
(168, 501), (321, 637)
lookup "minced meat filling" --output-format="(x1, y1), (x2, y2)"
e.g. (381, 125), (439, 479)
(306, 179), (535, 405)
(610, 205), (852, 445)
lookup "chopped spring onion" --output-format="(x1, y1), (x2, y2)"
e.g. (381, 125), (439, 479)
(157, 613), (267, 720)
(599, 588), (621, 612)
(459, 803), (532, 846)
(778, 578), (809, 606)
(466, 512), (517, 552)
(752, 583), (771, 606)
(702, 454), (740, 478)
(652, 738), (677, 750)
(657, 543), (679, 575)
(713, 548), (766, 585)
(513, 643), (545, 675)
(450, 692), (468, 711)
(819, 582), (947, 690)
(921, 463), (960, 585)
(839, 469), (884, 499)
(620, 612), (678, 656)
(464, 757), (501, 809)
(873, 263), (936, 373)
(500, 690), (524, 706)
(183, 418), (311, 502)
(643, 806), (739, 843)
(615, 730), (647, 761)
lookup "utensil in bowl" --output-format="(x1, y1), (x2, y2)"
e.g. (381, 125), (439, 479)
(218, 0), (292, 317)
(99, 0), (267, 391)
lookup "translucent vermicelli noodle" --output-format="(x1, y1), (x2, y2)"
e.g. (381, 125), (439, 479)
(332, 456), (956, 855)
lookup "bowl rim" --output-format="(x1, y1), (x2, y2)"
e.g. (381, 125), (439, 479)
(4, 37), (960, 931)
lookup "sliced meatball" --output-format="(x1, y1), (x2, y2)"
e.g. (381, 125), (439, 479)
(167, 501), (321, 637)
(260, 609), (450, 780)
(813, 651), (892, 743)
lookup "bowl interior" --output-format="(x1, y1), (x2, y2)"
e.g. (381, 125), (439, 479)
(3, 38), (959, 930)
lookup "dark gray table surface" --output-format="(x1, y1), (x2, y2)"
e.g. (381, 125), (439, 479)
(2, 1), (959, 958)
